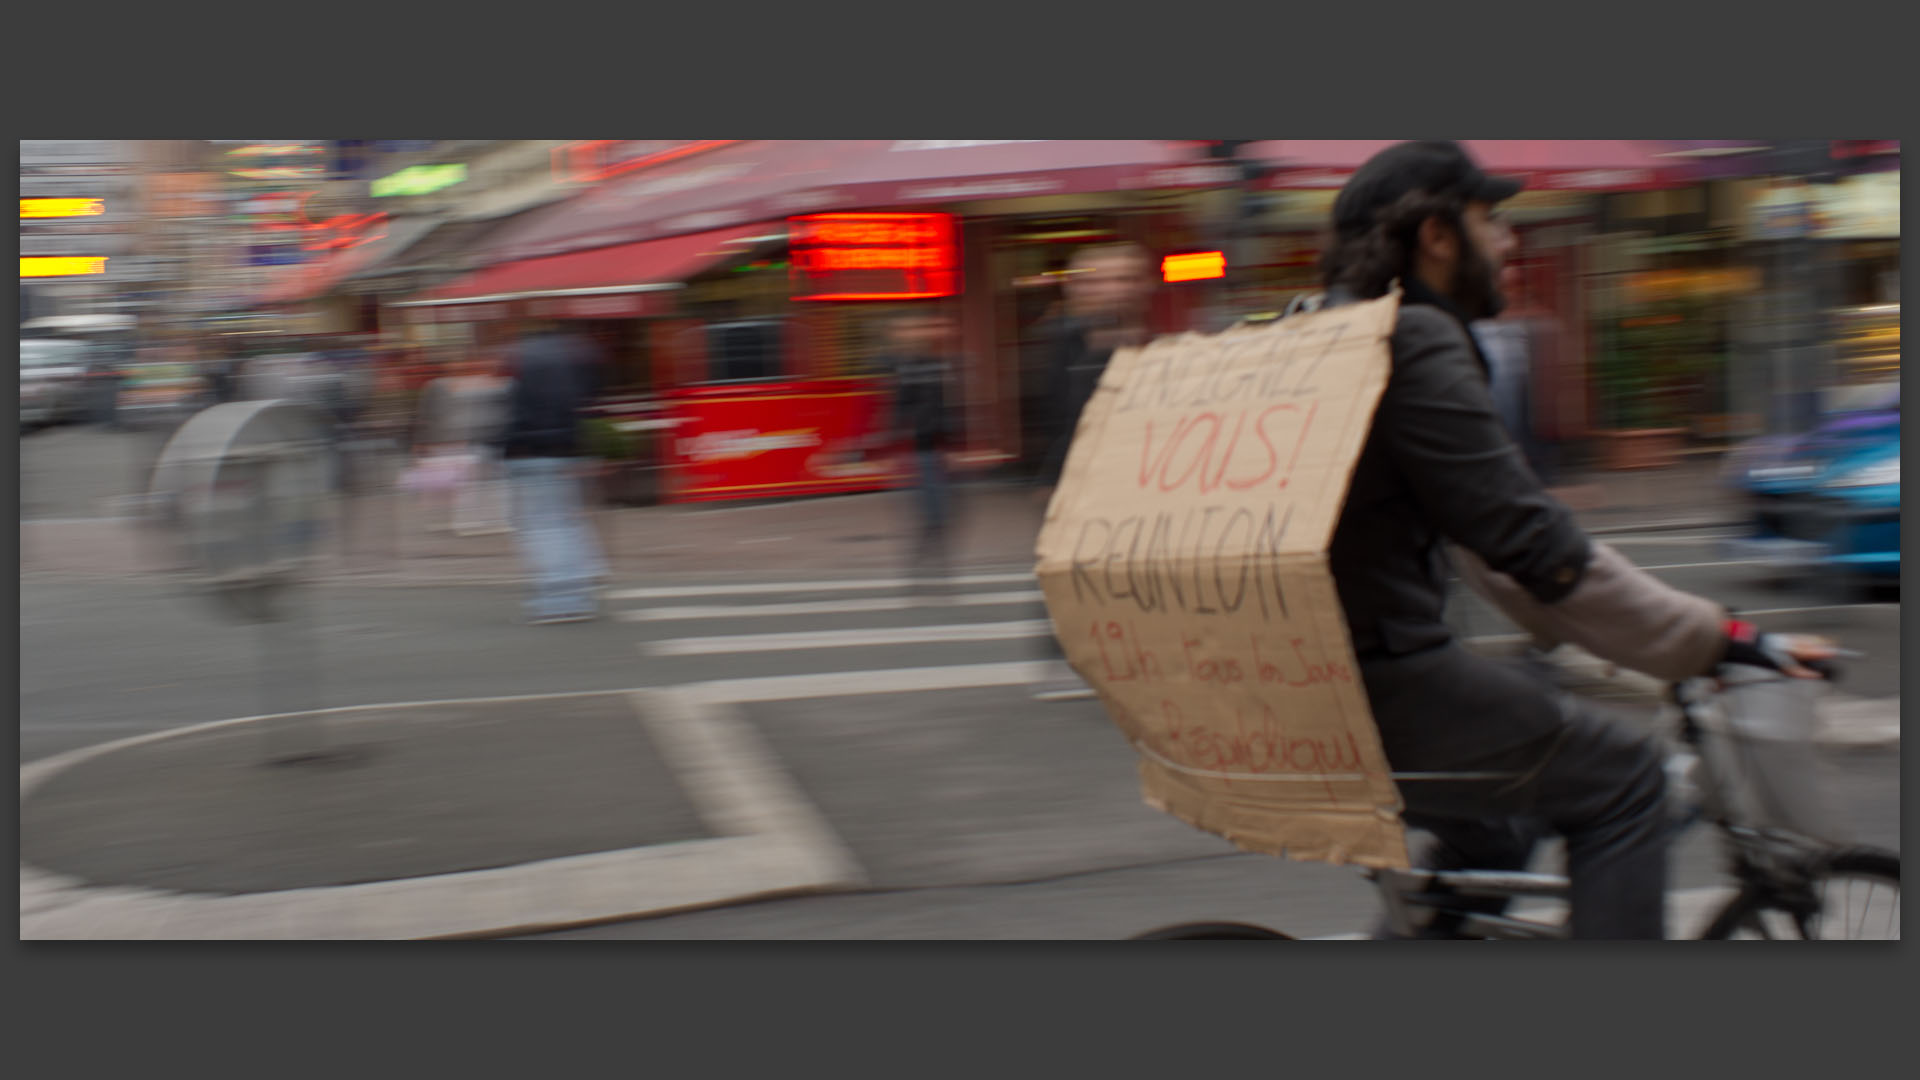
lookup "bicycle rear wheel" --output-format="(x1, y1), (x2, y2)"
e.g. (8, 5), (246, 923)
(1699, 849), (1900, 940)
(1131, 921), (1295, 940)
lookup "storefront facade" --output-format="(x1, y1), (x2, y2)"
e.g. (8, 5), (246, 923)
(393, 140), (1689, 501)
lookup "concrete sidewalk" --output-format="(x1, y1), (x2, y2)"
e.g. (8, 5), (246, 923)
(21, 454), (1746, 585)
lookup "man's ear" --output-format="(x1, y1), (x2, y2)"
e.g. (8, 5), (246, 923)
(1416, 214), (1457, 263)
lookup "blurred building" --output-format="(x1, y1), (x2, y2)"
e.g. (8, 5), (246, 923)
(370, 140), (1710, 501)
(189, 139), (1895, 500)
(228, 141), (580, 344)
(1581, 141), (1899, 446)
(20, 141), (143, 322)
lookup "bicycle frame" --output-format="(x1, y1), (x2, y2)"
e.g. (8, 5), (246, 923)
(1361, 673), (1840, 940)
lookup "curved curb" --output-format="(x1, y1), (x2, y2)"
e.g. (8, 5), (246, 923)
(20, 687), (866, 940)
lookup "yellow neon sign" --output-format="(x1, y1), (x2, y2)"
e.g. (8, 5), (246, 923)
(21, 198), (105, 219)
(21, 256), (109, 277)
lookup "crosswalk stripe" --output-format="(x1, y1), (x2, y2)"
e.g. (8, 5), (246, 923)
(609, 572), (1034, 600)
(623, 590), (1044, 622)
(648, 620), (1053, 656)
(683, 662), (1051, 704)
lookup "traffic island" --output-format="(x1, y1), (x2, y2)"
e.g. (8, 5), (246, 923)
(20, 689), (865, 939)
(21, 698), (711, 895)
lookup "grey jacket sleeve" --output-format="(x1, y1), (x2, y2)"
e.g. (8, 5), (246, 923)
(1452, 541), (1729, 681)
(1381, 308), (1590, 603)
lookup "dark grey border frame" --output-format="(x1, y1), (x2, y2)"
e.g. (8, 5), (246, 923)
(9, 6), (1913, 1075)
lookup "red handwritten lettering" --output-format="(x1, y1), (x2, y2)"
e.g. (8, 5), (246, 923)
(1285, 637), (1354, 688)
(1139, 404), (1314, 495)
(1226, 406), (1288, 491)
(1093, 620), (1162, 683)
(1149, 699), (1366, 776)
(1158, 413), (1220, 492)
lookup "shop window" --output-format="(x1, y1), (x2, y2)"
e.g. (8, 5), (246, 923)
(706, 318), (785, 383)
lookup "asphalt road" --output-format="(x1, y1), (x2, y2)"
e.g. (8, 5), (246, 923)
(19, 526), (1900, 939)
(19, 419), (1902, 939)
(18, 421), (181, 522)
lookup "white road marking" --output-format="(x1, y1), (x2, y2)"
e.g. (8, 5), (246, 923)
(610, 572), (1034, 600)
(625, 590), (1043, 621)
(682, 662), (1051, 704)
(649, 620), (1052, 656)
(633, 689), (864, 886)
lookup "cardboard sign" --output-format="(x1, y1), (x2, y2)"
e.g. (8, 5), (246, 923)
(1035, 292), (1410, 868)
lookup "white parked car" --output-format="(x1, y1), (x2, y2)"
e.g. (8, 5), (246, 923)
(20, 338), (91, 430)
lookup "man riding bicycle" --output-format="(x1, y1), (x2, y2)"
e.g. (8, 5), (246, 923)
(1318, 141), (1833, 939)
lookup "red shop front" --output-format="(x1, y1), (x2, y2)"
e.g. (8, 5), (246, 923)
(658, 211), (964, 502)
(662, 380), (893, 502)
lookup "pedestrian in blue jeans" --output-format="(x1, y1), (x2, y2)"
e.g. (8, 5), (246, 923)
(876, 311), (963, 585)
(497, 322), (607, 624)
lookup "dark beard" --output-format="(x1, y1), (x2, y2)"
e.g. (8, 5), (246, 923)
(1451, 240), (1507, 321)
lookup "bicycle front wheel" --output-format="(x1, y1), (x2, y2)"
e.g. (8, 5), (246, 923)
(1131, 921), (1295, 940)
(1699, 849), (1900, 940)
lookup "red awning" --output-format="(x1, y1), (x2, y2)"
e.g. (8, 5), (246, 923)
(407, 223), (778, 313)
(478, 141), (1229, 264)
(1247, 140), (1683, 191)
(482, 140), (874, 264)
(468, 140), (1686, 268)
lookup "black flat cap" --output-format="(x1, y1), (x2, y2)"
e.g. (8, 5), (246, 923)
(1332, 141), (1524, 234)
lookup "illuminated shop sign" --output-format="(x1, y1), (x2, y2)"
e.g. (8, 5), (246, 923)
(22, 256), (109, 277)
(20, 198), (105, 219)
(788, 212), (959, 301)
(1162, 251), (1227, 282)
(371, 163), (468, 198)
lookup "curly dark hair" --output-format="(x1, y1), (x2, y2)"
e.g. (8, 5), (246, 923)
(1318, 188), (1469, 298)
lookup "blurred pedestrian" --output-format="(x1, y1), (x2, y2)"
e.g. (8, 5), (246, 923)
(876, 311), (965, 584)
(406, 348), (511, 535)
(497, 320), (607, 624)
(1472, 266), (1557, 484)
(1029, 242), (1155, 701)
(206, 343), (242, 405)
(85, 340), (128, 428)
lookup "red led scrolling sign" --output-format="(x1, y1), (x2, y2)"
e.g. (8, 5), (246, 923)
(789, 213), (960, 301)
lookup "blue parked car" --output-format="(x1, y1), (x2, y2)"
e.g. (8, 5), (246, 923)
(1723, 385), (1899, 586)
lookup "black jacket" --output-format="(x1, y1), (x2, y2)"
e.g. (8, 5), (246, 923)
(1326, 279), (1590, 659)
(1035, 315), (1115, 486)
(883, 352), (960, 451)
(500, 332), (600, 459)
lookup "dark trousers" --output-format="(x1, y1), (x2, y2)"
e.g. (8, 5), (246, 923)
(1363, 642), (1672, 939)
(1031, 486), (1065, 661)
(909, 448), (953, 577)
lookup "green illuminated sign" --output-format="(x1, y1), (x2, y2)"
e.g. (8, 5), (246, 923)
(371, 163), (468, 198)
